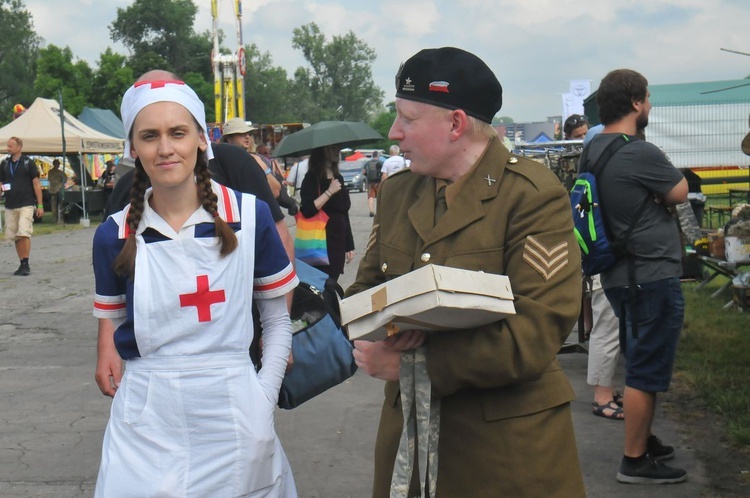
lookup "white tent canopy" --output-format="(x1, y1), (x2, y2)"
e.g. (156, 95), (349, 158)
(0, 98), (123, 154)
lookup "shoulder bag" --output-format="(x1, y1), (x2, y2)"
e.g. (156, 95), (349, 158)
(278, 259), (357, 409)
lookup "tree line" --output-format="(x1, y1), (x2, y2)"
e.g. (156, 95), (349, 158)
(0, 0), (393, 147)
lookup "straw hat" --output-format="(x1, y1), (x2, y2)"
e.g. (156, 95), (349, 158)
(222, 117), (256, 136)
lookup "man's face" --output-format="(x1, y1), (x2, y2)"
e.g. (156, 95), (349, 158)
(226, 133), (250, 148)
(635, 92), (651, 130)
(7, 139), (21, 156)
(568, 124), (589, 140)
(388, 98), (452, 177)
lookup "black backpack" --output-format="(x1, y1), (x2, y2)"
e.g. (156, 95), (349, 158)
(365, 159), (381, 183)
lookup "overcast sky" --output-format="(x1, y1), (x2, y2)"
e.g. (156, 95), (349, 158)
(25, 0), (750, 123)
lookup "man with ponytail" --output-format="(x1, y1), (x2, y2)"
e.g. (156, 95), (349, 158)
(92, 77), (298, 497)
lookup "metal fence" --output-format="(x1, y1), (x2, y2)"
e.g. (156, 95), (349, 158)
(647, 100), (750, 195)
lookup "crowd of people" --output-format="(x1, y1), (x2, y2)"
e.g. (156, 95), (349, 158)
(0, 45), (701, 496)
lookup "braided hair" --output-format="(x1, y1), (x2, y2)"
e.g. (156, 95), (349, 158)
(113, 149), (238, 278)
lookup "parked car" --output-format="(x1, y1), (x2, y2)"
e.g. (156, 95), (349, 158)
(340, 159), (368, 192)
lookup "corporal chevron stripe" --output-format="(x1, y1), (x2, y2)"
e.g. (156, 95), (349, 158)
(523, 236), (569, 281)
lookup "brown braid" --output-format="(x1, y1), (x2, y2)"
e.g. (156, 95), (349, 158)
(195, 152), (238, 256)
(113, 159), (151, 278)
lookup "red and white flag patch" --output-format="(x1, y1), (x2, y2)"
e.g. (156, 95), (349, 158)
(429, 81), (450, 93)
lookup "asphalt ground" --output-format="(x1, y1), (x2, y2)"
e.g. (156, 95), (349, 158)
(0, 192), (709, 497)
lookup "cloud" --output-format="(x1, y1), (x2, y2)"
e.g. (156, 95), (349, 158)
(20, 0), (750, 122)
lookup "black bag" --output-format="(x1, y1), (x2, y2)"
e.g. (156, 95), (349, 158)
(277, 259), (357, 409)
(271, 164), (298, 215)
(276, 180), (298, 215)
(365, 159), (381, 183)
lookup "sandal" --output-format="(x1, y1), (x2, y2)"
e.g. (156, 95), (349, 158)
(592, 401), (624, 420)
(613, 391), (623, 407)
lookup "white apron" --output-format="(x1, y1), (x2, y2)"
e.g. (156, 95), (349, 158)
(95, 196), (296, 497)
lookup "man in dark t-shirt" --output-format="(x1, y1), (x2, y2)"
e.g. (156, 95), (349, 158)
(0, 136), (44, 276)
(593, 69), (688, 485)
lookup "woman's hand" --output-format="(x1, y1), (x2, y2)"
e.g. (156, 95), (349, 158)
(345, 250), (355, 264)
(95, 319), (122, 397)
(328, 179), (343, 195)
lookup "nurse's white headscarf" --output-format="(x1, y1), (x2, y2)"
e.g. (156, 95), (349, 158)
(120, 79), (214, 161)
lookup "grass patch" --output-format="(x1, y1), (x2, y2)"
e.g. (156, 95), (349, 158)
(31, 213), (104, 236)
(679, 278), (750, 446)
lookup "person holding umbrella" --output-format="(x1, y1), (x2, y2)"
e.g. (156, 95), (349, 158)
(299, 144), (355, 281)
(274, 120), (382, 281)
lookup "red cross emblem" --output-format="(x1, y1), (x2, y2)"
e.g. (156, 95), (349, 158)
(179, 275), (226, 323)
(134, 79), (185, 89)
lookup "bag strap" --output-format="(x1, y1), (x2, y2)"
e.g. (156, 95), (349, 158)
(296, 280), (343, 329)
(581, 134), (651, 339)
(580, 134), (647, 245)
(579, 134), (633, 175)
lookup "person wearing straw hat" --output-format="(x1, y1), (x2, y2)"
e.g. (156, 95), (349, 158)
(92, 78), (298, 497)
(221, 117), (283, 199)
(346, 47), (584, 497)
(220, 117), (256, 150)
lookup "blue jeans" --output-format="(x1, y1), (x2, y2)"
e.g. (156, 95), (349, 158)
(604, 278), (684, 392)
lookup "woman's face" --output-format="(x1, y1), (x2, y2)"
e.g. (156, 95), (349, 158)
(129, 102), (207, 190)
(324, 145), (340, 163)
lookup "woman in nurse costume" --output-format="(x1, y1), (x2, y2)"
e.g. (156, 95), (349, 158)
(92, 78), (299, 497)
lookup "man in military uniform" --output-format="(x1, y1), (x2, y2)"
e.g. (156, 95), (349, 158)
(346, 47), (585, 497)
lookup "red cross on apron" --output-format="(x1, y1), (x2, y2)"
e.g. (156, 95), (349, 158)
(179, 275), (226, 322)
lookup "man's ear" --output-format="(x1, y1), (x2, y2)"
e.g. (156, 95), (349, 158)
(449, 109), (470, 141)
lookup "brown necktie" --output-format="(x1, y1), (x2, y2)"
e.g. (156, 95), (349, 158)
(434, 186), (447, 226)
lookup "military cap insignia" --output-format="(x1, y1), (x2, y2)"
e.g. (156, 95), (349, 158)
(429, 81), (449, 93)
(523, 236), (568, 281)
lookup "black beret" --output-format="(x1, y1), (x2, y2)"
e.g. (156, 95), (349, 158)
(395, 47), (502, 123)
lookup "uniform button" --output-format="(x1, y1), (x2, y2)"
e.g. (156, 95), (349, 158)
(508, 157), (518, 164)
(421, 253), (431, 262)
(381, 263), (388, 272)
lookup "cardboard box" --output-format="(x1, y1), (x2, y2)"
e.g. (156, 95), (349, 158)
(340, 265), (515, 341)
(725, 236), (750, 263)
(708, 232), (725, 260)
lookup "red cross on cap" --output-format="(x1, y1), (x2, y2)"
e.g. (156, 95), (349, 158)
(179, 275), (226, 323)
(133, 79), (185, 89)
